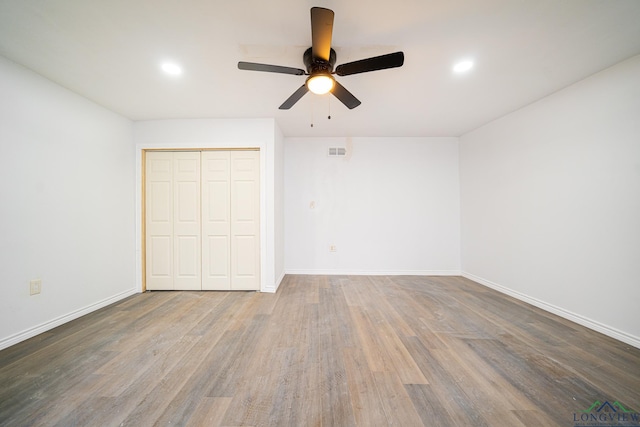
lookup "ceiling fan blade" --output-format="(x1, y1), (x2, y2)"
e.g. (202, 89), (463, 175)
(311, 7), (334, 61)
(238, 61), (305, 76)
(279, 85), (309, 109)
(335, 51), (405, 76)
(331, 81), (361, 109)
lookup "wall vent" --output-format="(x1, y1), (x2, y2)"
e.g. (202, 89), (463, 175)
(328, 147), (347, 157)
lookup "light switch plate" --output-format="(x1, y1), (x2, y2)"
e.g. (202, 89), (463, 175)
(30, 279), (41, 295)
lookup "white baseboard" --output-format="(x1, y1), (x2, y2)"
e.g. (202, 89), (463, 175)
(275, 271), (286, 290)
(262, 271), (289, 293)
(462, 272), (640, 350)
(284, 269), (461, 276)
(0, 288), (138, 351)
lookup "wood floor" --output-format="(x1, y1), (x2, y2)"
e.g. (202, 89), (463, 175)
(1, 275), (639, 426)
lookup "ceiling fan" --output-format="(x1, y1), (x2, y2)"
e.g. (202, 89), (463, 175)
(237, 7), (405, 110)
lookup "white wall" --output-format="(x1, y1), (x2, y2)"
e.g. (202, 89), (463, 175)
(460, 54), (640, 347)
(133, 118), (284, 292)
(0, 56), (136, 350)
(274, 124), (286, 289)
(285, 137), (461, 274)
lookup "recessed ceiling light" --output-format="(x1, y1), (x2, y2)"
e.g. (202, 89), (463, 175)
(453, 60), (474, 74)
(161, 63), (182, 75)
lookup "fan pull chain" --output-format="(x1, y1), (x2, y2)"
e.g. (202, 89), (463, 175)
(328, 97), (331, 120)
(310, 97), (315, 127)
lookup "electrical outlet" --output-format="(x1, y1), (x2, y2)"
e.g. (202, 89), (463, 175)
(30, 279), (42, 295)
(330, 245), (337, 252)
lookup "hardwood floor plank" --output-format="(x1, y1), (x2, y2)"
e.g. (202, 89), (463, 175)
(262, 346), (298, 426)
(118, 332), (231, 425)
(0, 352), (120, 427)
(95, 294), (211, 375)
(406, 383), (473, 427)
(460, 337), (602, 425)
(114, 309), (248, 425)
(317, 279), (358, 426)
(378, 277), (450, 350)
(373, 371), (425, 425)
(349, 305), (392, 372)
(185, 396), (233, 427)
(368, 276), (419, 337)
(325, 280), (358, 348)
(402, 334), (525, 426)
(510, 409), (561, 427)
(2, 275), (639, 426)
(349, 304), (428, 384)
(342, 347), (388, 426)
(428, 339), (535, 426)
(288, 304), (323, 427)
(186, 291), (248, 337)
(99, 334), (202, 398)
(88, 294), (251, 426)
(157, 314), (269, 424)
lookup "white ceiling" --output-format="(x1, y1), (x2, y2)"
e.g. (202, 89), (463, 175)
(1, 0), (639, 137)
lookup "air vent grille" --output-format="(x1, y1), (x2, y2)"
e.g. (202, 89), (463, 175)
(328, 147), (347, 157)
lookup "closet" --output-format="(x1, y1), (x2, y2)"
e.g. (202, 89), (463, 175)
(145, 150), (260, 291)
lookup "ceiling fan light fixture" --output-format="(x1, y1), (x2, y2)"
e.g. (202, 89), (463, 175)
(306, 74), (335, 95)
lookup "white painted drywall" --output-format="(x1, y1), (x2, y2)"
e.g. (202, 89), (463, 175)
(460, 54), (640, 346)
(284, 137), (461, 274)
(0, 56), (136, 350)
(133, 118), (283, 292)
(274, 124), (286, 289)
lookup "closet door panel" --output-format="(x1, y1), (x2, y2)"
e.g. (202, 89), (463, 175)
(201, 151), (231, 290)
(230, 151), (260, 290)
(145, 152), (174, 290)
(173, 152), (201, 290)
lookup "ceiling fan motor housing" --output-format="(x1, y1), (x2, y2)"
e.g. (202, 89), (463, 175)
(304, 47), (337, 75)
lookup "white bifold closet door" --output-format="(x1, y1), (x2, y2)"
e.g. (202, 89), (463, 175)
(145, 151), (201, 291)
(201, 151), (231, 290)
(229, 151), (260, 290)
(146, 150), (259, 291)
